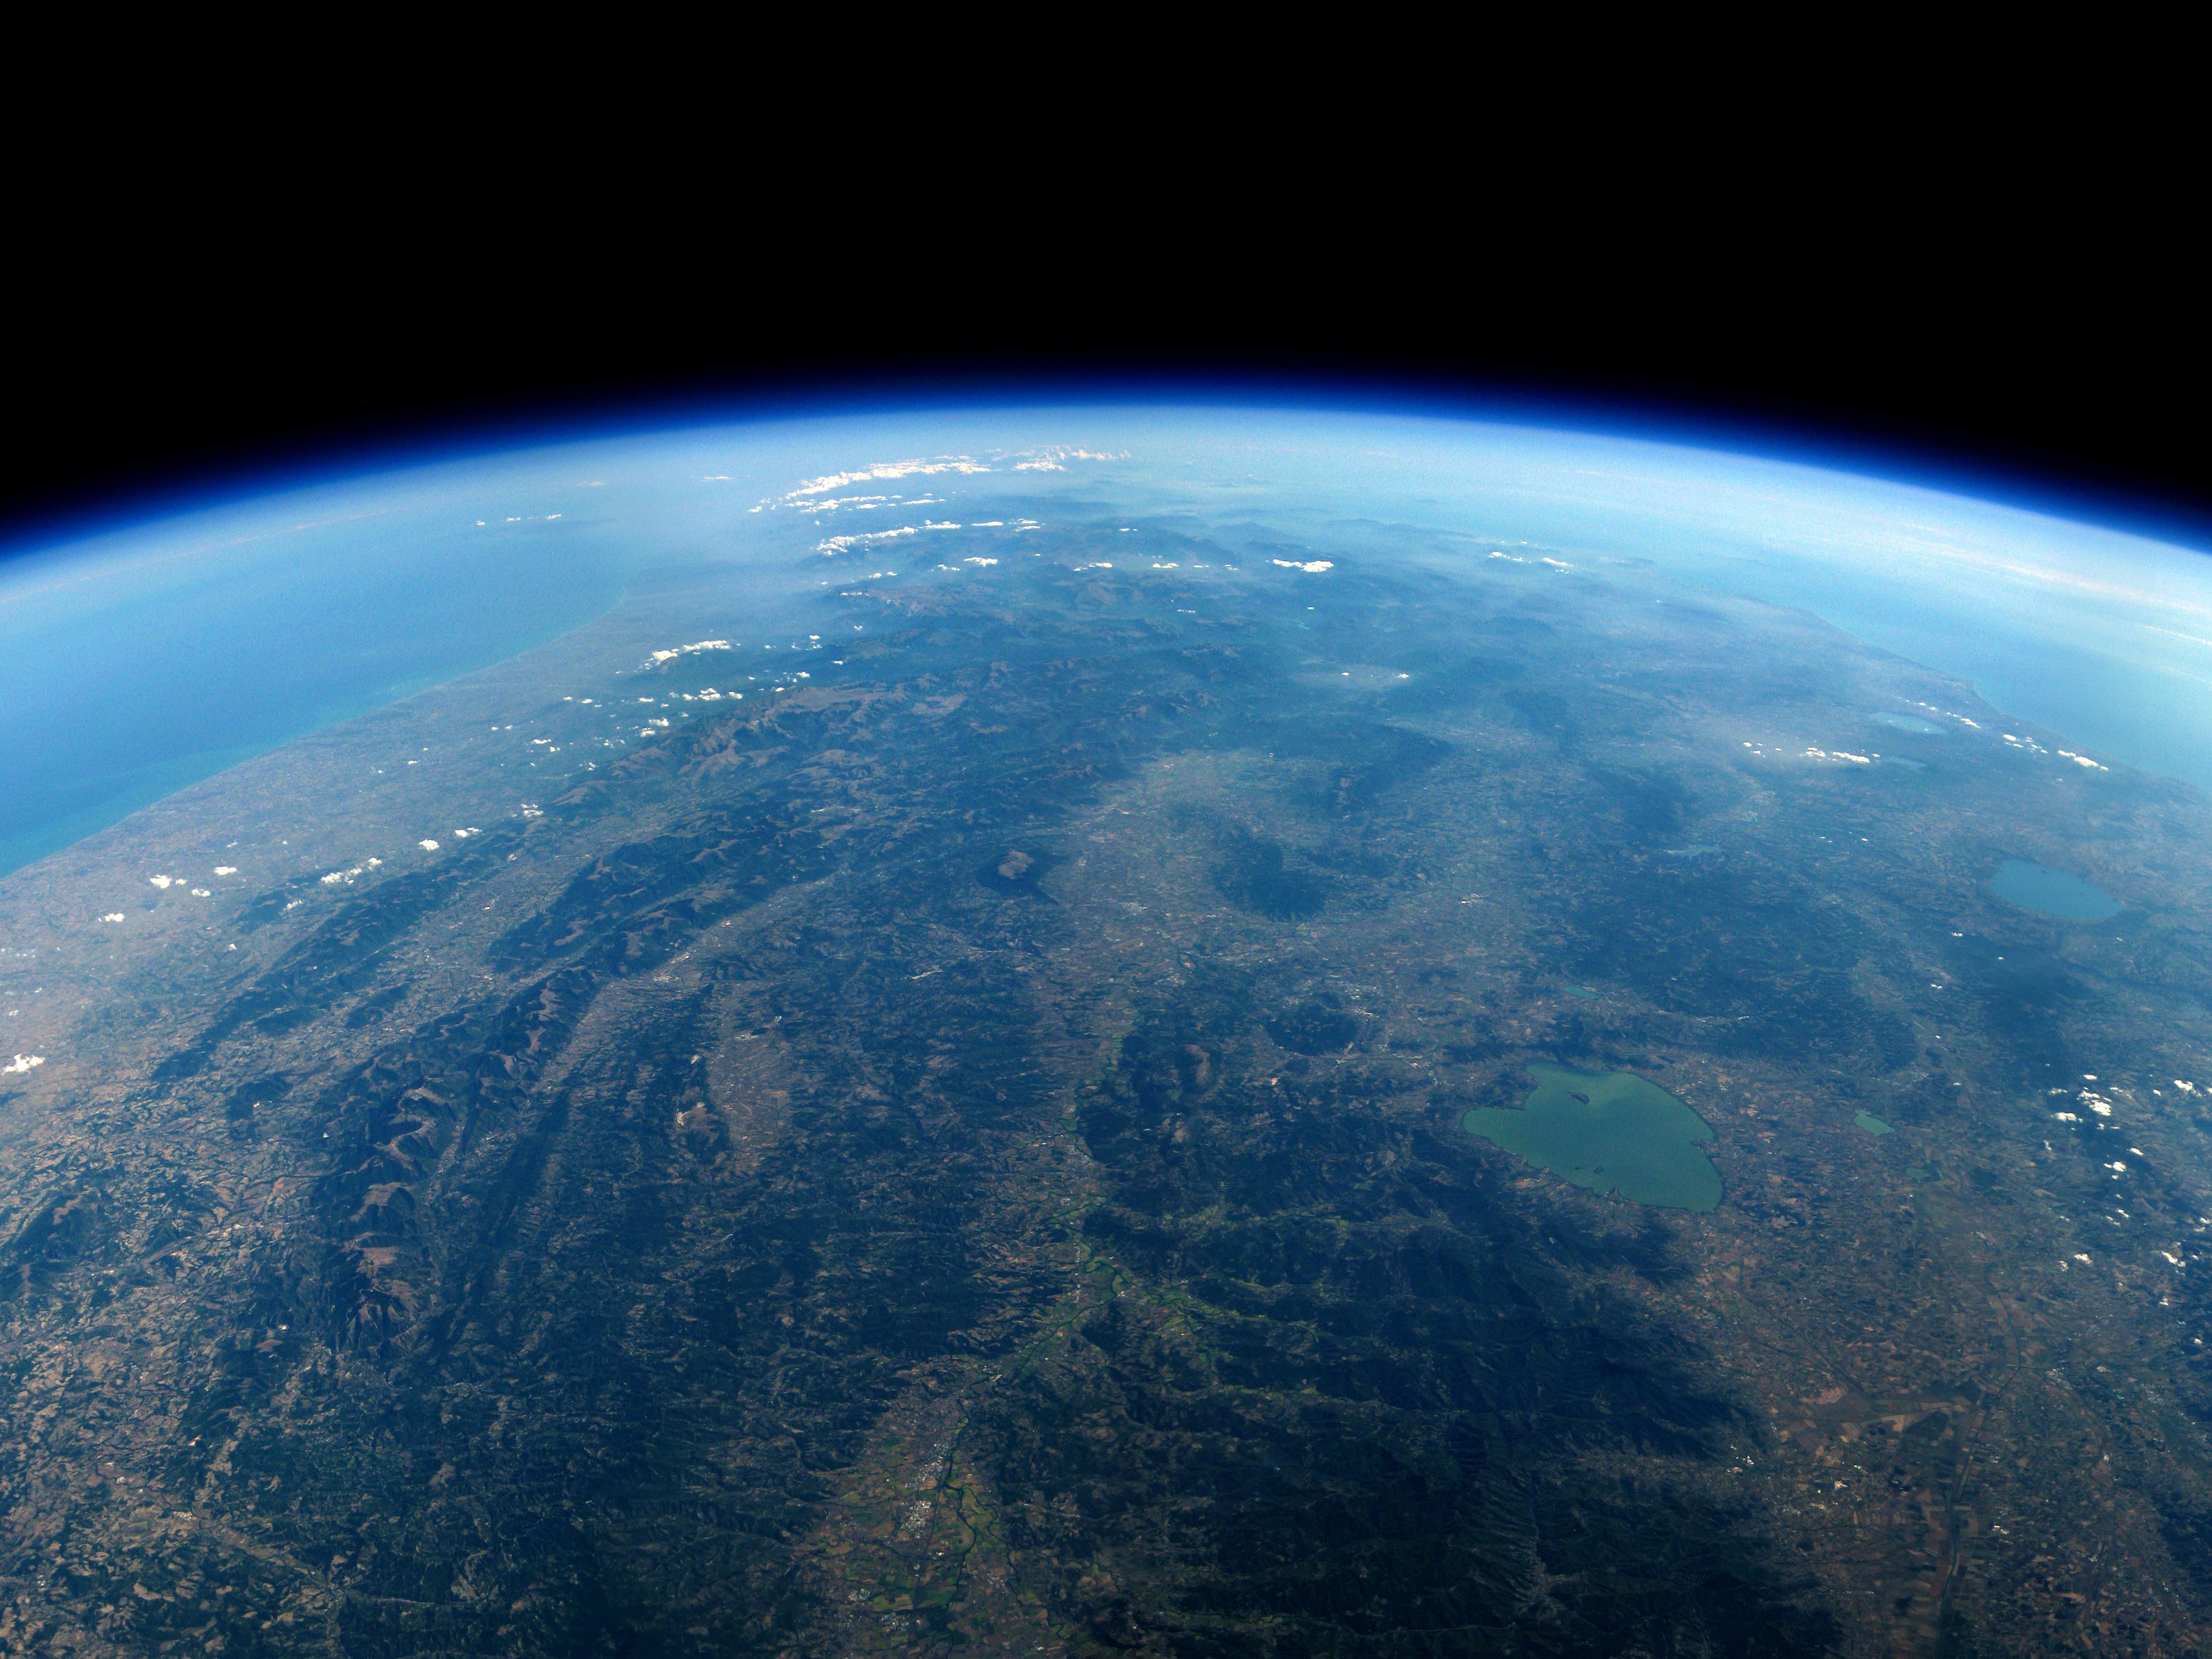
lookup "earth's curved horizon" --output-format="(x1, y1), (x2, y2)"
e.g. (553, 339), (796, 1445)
(3, 405), (2211, 1656)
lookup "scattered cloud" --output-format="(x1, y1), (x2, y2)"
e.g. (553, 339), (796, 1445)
(787, 458), (992, 498)
(818, 526), (919, 557)
(647, 639), (732, 667)
(1013, 447), (1127, 472)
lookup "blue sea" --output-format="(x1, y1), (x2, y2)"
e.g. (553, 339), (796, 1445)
(0, 480), (623, 875)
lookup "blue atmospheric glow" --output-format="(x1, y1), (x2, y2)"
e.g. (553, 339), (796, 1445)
(3, 399), (2210, 880)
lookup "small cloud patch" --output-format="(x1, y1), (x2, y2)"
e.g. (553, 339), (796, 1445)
(647, 639), (731, 667)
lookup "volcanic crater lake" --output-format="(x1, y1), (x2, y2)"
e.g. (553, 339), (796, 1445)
(1869, 712), (1945, 735)
(1463, 1064), (1723, 1212)
(1987, 859), (2121, 921)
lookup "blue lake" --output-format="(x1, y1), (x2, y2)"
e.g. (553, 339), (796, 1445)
(1986, 859), (2122, 921)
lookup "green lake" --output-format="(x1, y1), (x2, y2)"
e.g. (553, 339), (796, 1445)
(1854, 1111), (1893, 1136)
(1462, 1064), (1722, 1212)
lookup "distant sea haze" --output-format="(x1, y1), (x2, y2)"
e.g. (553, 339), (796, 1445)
(3, 408), (2210, 880)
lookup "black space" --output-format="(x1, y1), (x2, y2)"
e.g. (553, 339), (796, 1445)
(5, 193), (2202, 551)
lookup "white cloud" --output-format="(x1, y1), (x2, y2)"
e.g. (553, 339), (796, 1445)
(647, 639), (732, 667)
(419, 839), (440, 851)
(818, 526), (920, 557)
(2, 1054), (43, 1075)
(1014, 446), (1126, 471)
(1271, 559), (1334, 573)
(213, 865), (238, 875)
(101, 912), (125, 923)
(148, 875), (176, 889)
(787, 458), (992, 498)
